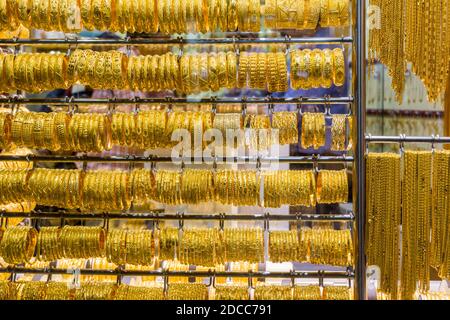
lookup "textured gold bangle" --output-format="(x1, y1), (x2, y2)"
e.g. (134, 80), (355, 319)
(332, 48), (345, 87)
(304, 0), (320, 29)
(0, 113), (12, 150)
(276, 52), (288, 92)
(311, 49), (323, 89)
(208, 53), (220, 92)
(276, 0), (297, 29)
(248, 52), (258, 89)
(331, 114), (347, 151)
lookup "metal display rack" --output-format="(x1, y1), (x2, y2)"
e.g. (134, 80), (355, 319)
(0, 2), (367, 299)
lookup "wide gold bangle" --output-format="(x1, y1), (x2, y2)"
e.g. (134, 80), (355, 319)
(322, 48), (333, 88)
(237, 0), (249, 31)
(217, 52), (227, 88)
(227, 0), (238, 31)
(310, 49), (323, 89)
(248, 0), (260, 32)
(208, 53), (220, 92)
(304, 0), (320, 29)
(226, 51), (237, 88)
(276, 52), (288, 92)
(331, 114), (347, 151)
(80, 0), (93, 30)
(332, 48), (345, 86)
(276, 0), (297, 29)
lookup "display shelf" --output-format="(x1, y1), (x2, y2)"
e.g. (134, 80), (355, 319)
(0, 211), (355, 222)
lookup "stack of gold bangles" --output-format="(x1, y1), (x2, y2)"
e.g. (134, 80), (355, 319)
(0, 225), (352, 267)
(0, 49), (345, 93)
(265, 0), (349, 30)
(0, 280), (352, 300)
(269, 228), (353, 266)
(1, 110), (320, 152)
(0, 0), (349, 33)
(0, 168), (349, 209)
(291, 48), (345, 89)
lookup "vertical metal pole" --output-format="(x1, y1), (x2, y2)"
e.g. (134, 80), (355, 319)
(353, 0), (367, 300)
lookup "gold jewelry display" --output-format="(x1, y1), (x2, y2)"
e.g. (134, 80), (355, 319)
(290, 49), (344, 90)
(301, 112), (326, 150)
(28, 168), (82, 209)
(431, 151), (450, 275)
(271, 111), (298, 145)
(155, 169), (182, 205)
(0, 167), (348, 209)
(166, 283), (208, 300)
(214, 284), (249, 300)
(81, 170), (131, 211)
(0, 280), (17, 300)
(0, 226), (37, 264)
(0, 225), (351, 267)
(319, 0), (349, 27)
(244, 113), (271, 150)
(263, 170), (316, 208)
(179, 228), (221, 267)
(293, 285), (322, 300)
(60, 226), (106, 259)
(331, 114), (347, 151)
(0, 49), (348, 94)
(401, 151), (432, 300)
(122, 229), (155, 266)
(366, 152), (401, 300)
(303, 226), (353, 266)
(180, 169), (214, 204)
(16, 281), (47, 300)
(74, 282), (117, 300)
(0, 112), (12, 150)
(323, 286), (352, 300)
(269, 230), (300, 263)
(43, 282), (72, 300)
(0, 53), (69, 92)
(254, 284), (293, 300)
(1, 279), (356, 300)
(316, 169), (348, 204)
(223, 228), (264, 263)
(215, 169), (260, 206)
(159, 227), (180, 261)
(0, 169), (31, 205)
(238, 52), (288, 92)
(36, 226), (62, 261)
(130, 168), (156, 206)
(369, 0), (448, 102)
(114, 283), (164, 300)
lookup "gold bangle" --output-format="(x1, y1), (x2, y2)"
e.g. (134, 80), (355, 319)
(208, 53), (220, 92)
(276, 0), (297, 29)
(322, 48), (333, 88)
(237, 0), (249, 31)
(332, 48), (345, 87)
(304, 0), (320, 29)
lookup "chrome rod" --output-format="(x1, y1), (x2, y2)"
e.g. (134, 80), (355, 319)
(0, 155), (354, 163)
(0, 211), (355, 222)
(0, 267), (354, 279)
(353, 0), (367, 300)
(0, 36), (353, 46)
(366, 135), (450, 144)
(0, 96), (354, 105)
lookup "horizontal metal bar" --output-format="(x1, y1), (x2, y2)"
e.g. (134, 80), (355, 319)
(0, 267), (354, 279)
(0, 36), (353, 46)
(0, 155), (354, 163)
(0, 211), (355, 222)
(0, 96), (354, 105)
(367, 109), (443, 118)
(365, 135), (450, 144)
